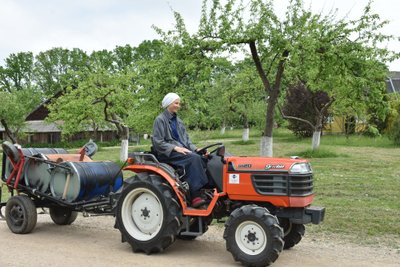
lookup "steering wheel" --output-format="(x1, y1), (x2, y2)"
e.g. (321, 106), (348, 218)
(196, 142), (223, 155)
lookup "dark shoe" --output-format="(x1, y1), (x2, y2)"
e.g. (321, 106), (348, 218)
(191, 197), (206, 208)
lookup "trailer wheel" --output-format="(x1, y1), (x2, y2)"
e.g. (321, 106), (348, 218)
(280, 219), (305, 249)
(49, 207), (78, 225)
(224, 205), (283, 266)
(5, 195), (37, 234)
(116, 173), (181, 254)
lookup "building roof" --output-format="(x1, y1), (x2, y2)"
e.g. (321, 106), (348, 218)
(26, 91), (63, 121)
(0, 121), (60, 133)
(0, 120), (115, 133)
(23, 120), (62, 133)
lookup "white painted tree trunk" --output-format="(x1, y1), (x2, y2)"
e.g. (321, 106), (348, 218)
(242, 128), (250, 142)
(220, 126), (226, 135)
(312, 131), (321, 150)
(120, 139), (129, 161)
(260, 136), (273, 157)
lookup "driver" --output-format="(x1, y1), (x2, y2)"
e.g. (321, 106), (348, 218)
(152, 92), (208, 208)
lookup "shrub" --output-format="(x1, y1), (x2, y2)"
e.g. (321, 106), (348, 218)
(362, 125), (381, 138)
(389, 115), (400, 145)
(231, 140), (256, 145)
(283, 82), (330, 138)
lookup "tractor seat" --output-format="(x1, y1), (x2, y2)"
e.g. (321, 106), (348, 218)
(149, 146), (185, 178)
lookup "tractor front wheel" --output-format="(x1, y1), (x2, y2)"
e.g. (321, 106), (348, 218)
(5, 195), (37, 234)
(115, 173), (181, 254)
(224, 205), (283, 266)
(280, 219), (305, 249)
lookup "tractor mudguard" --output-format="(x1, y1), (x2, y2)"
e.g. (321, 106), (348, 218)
(123, 164), (226, 216)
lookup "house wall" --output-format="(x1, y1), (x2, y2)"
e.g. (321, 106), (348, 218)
(324, 116), (367, 134)
(26, 132), (62, 144)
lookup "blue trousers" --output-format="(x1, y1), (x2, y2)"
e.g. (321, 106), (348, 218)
(158, 151), (208, 197)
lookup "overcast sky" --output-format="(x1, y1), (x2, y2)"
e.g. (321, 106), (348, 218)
(1, 0), (399, 70)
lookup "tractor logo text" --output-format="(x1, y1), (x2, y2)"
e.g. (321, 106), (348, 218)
(238, 164), (252, 168)
(265, 164), (285, 170)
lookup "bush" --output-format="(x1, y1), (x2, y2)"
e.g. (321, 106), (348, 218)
(362, 125), (381, 138)
(231, 140), (256, 145)
(283, 82), (330, 138)
(389, 115), (400, 145)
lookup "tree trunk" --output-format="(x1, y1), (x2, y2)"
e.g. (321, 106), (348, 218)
(260, 136), (273, 157)
(0, 119), (17, 144)
(261, 89), (279, 156)
(242, 128), (249, 142)
(119, 126), (129, 161)
(311, 131), (321, 150)
(220, 126), (226, 135)
(249, 41), (288, 157)
(120, 139), (129, 161)
(242, 116), (249, 142)
(220, 120), (226, 135)
(311, 112), (325, 150)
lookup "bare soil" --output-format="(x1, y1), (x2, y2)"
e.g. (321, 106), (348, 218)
(0, 213), (399, 267)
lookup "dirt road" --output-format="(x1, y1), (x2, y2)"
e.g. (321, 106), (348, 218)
(0, 214), (399, 267)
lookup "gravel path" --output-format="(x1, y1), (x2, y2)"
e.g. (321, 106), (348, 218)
(1, 214), (399, 267)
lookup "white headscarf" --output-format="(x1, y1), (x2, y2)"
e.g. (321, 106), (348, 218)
(162, 92), (180, 108)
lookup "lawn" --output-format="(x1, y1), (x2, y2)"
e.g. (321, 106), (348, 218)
(1, 128), (399, 248)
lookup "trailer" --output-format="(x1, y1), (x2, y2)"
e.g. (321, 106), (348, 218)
(0, 141), (123, 233)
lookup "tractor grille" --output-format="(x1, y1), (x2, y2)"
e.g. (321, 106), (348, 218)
(252, 174), (313, 196)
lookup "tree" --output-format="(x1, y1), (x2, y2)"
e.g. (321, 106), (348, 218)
(281, 82), (331, 149)
(207, 59), (264, 139)
(131, 39), (214, 131)
(34, 48), (89, 97)
(281, 1), (398, 149)
(46, 40), (192, 160)
(155, 0), (326, 156)
(205, 58), (238, 133)
(0, 52), (40, 143)
(47, 70), (138, 161)
(156, 0), (399, 156)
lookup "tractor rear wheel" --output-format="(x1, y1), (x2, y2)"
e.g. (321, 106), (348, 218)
(224, 205), (283, 266)
(280, 219), (305, 249)
(115, 173), (181, 254)
(49, 206), (78, 225)
(5, 195), (37, 234)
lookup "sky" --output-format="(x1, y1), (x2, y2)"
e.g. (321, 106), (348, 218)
(0, 0), (399, 70)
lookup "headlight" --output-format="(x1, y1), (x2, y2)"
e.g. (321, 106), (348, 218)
(289, 163), (312, 174)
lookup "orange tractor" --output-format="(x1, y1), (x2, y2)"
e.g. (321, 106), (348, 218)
(115, 143), (325, 266)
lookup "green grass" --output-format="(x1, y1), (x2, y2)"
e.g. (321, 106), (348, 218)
(1, 128), (399, 248)
(287, 148), (348, 158)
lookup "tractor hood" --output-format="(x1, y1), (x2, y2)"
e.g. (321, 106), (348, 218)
(226, 156), (312, 174)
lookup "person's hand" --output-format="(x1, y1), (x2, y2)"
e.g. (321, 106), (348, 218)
(174, 146), (192, 154)
(196, 148), (209, 157)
